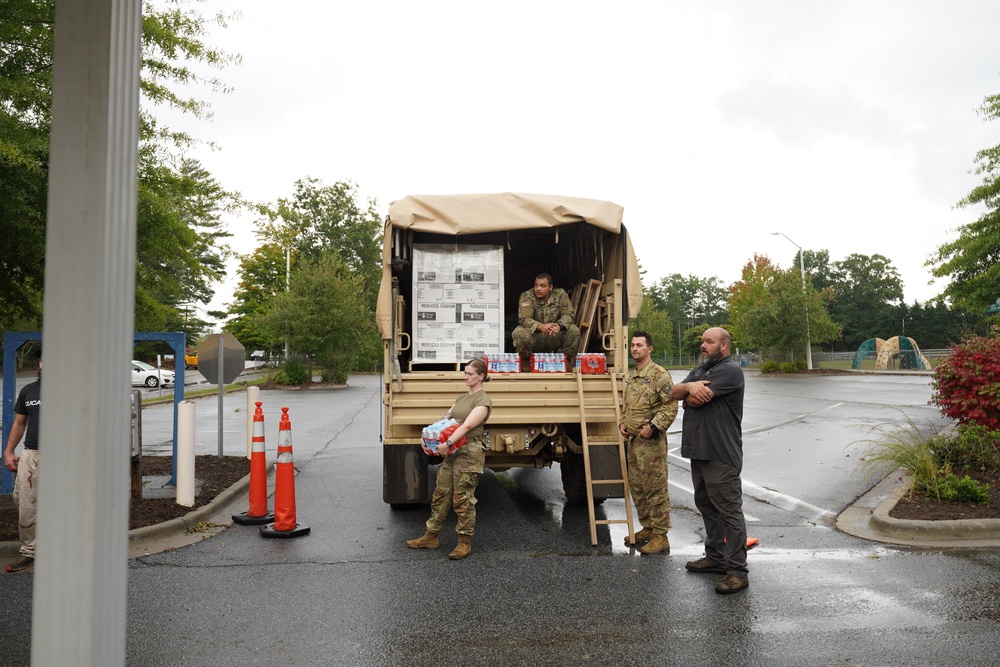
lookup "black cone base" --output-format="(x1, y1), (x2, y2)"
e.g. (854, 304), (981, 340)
(259, 522), (311, 538)
(232, 511), (275, 525)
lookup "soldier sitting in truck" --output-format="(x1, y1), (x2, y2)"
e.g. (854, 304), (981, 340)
(512, 273), (580, 372)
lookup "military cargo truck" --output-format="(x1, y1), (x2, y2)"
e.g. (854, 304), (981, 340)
(376, 193), (644, 507)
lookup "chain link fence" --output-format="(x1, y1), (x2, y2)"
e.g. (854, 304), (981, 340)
(650, 349), (953, 371)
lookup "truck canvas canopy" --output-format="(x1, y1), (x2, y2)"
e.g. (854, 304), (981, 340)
(376, 192), (643, 341)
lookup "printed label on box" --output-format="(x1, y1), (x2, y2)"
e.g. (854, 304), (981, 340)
(412, 244), (504, 364)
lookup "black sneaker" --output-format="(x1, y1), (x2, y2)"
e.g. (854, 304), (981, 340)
(685, 557), (726, 575)
(6, 556), (34, 573)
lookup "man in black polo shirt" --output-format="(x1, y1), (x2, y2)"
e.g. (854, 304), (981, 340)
(4, 350), (42, 573)
(671, 328), (749, 594)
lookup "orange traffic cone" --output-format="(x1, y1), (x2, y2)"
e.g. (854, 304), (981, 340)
(260, 406), (310, 538)
(233, 401), (274, 525)
(723, 536), (760, 549)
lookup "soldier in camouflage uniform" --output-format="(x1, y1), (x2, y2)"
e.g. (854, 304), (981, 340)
(618, 330), (678, 554)
(512, 273), (580, 371)
(406, 359), (492, 560)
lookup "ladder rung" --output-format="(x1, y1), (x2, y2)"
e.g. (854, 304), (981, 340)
(579, 369), (634, 546)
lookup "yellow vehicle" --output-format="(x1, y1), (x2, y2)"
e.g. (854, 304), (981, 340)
(184, 351), (198, 369)
(376, 193), (644, 507)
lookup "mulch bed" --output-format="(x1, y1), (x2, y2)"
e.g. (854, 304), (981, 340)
(0, 455), (249, 543)
(889, 467), (1000, 521)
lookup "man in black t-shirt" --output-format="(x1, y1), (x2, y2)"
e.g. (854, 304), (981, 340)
(671, 328), (749, 594)
(4, 351), (42, 573)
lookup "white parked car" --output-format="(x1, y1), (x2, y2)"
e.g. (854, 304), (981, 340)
(131, 360), (175, 388)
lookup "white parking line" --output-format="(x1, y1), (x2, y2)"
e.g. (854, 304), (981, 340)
(667, 467), (760, 522)
(743, 402), (844, 435)
(666, 446), (834, 523)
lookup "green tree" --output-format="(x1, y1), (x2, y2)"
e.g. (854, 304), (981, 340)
(827, 253), (904, 350)
(258, 178), (382, 299)
(239, 178), (385, 372)
(681, 322), (712, 359)
(628, 303), (675, 362)
(250, 252), (377, 383)
(224, 243), (289, 353)
(729, 254), (839, 360)
(802, 249), (834, 292)
(135, 157), (235, 335)
(647, 273), (729, 330)
(929, 87), (1000, 312)
(0, 0), (241, 331)
(0, 0), (55, 327)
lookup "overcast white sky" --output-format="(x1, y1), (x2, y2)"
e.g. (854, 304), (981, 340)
(161, 0), (1000, 319)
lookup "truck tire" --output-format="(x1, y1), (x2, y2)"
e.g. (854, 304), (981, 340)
(560, 453), (606, 506)
(384, 444), (429, 508)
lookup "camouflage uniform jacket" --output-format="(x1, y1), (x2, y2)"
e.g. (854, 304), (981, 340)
(620, 361), (678, 437)
(517, 288), (575, 333)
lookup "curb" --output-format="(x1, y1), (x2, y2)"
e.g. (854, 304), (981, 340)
(2, 466), (271, 558)
(836, 470), (1000, 548)
(128, 472), (252, 543)
(868, 474), (1000, 541)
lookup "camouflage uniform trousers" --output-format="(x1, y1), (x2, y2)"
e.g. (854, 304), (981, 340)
(426, 439), (487, 536)
(511, 324), (581, 359)
(626, 435), (670, 534)
(12, 449), (39, 558)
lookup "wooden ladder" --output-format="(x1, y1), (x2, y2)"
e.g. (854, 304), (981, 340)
(577, 371), (635, 546)
(573, 279), (603, 354)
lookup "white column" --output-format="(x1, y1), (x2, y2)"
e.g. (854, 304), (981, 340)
(176, 401), (196, 507)
(32, 0), (141, 665)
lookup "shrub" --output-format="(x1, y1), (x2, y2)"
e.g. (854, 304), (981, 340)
(855, 416), (996, 504)
(854, 416), (940, 491)
(317, 349), (354, 385)
(759, 360), (781, 374)
(931, 336), (1000, 430)
(779, 362), (796, 374)
(932, 423), (1000, 471)
(271, 357), (309, 385)
(925, 474), (991, 504)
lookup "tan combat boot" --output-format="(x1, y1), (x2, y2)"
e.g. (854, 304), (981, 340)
(406, 530), (439, 549)
(448, 535), (472, 560)
(624, 527), (653, 546)
(638, 533), (670, 555)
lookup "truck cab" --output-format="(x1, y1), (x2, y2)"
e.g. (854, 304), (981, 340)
(376, 193), (644, 507)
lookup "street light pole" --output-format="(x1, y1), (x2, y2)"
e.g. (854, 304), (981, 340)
(771, 232), (813, 370)
(284, 245), (290, 360)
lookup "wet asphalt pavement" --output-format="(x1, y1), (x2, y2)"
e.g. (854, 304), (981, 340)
(2, 371), (1000, 666)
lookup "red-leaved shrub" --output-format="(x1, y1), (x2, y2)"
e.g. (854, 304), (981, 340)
(931, 336), (1000, 430)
